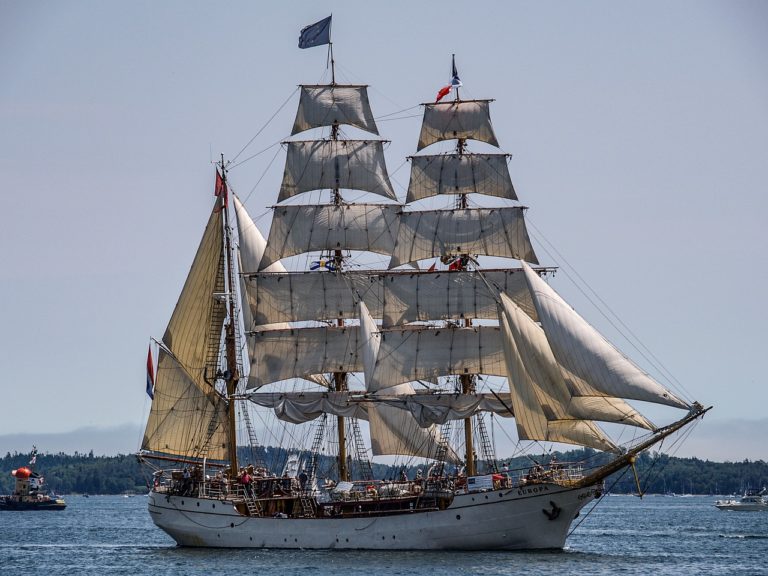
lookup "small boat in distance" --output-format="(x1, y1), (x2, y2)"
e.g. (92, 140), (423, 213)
(715, 488), (767, 511)
(0, 447), (66, 511)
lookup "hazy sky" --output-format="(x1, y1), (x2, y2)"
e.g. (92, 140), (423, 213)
(1, 1), (766, 461)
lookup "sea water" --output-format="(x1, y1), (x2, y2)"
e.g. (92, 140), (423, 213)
(0, 494), (766, 575)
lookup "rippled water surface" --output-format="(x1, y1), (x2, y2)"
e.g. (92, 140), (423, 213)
(1, 495), (766, 575)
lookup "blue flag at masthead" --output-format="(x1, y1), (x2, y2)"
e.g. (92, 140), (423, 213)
(298, 15), (332, 49)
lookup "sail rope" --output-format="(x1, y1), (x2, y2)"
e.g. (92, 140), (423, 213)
(230, 87), (299, 165)
(567, 465), (632, 538)
(525, 216), (694, 403)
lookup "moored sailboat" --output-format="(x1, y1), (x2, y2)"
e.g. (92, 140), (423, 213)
(137, 16), (709, 550)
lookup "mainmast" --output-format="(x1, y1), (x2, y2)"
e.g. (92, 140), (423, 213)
(219, 155), (240, 475)
(330, 119), (350, 482)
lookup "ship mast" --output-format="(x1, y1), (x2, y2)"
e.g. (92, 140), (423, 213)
(219, 155), (240, 475)
(454, 84), (476, 476)
(329, 119), (350, 481)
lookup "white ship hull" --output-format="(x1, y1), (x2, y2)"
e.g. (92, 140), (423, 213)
(148, 483), (600, 550)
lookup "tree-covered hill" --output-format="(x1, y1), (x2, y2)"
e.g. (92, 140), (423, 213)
(1, 448), (765, 496)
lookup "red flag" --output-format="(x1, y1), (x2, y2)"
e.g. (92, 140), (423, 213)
(146, 345), (155, 400)
(435, 85), (451, 103)
(214, 169), (228, 212)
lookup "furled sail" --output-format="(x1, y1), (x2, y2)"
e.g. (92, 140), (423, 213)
(417, 100), (499, 151)
(375, 392), (513, 428)
(246, 390), (513, 428)
(520, 262), (689, 410)
(407, 154), (517, 202)
(142, 348), (230, 462)
(248, 391), (369, 424)
(389, 207), (538, 269)
(498, 293), (619, 453)
(259, 204), (400, 270)
(368, 325), (506, 391)
(291, 85), (379, 136)
(278, 140), (397, 202)
(247, 326), (361, 389)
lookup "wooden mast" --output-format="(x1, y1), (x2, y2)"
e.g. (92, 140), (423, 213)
(219, 155), (240, 475)
(329, 119), (349, 482)
(452, 68), (477, 476)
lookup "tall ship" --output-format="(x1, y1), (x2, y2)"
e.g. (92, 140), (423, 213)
(138, 17), (708, 549)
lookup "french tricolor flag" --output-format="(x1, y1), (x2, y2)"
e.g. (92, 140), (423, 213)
(435, 54), (463, 102)
(146, 345), (155, 400)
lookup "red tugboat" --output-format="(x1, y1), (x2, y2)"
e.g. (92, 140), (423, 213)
(0, 448), (66, 511)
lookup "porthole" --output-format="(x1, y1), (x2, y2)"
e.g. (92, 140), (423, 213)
(456, 515), (461, 520)
(231, 523), (235, 528)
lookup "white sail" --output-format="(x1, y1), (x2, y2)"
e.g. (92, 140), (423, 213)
(244, 271), (384, 326)
(382, 269), (536, 326)
(278, 140), (397, 202)
(521, 262), (689, 409)
(498, 294), (619, 453)
(292, 85), (379, 136)
(389, 207), (538, 269)
(247, 326), (361, 389)
(245, 269), (536, 327)
(368, 325), (506, 391)
(142, 348), (230, 462)
(417, 100), (500, 151)
(360, 301), (458, 461)
(360, 301), (381, 392)
(407, 153), (517, 202)
(368, 392), (461, 464)
(259, 204), (400, 270)
(233, 195), (292, 333)
(497, 293), (652, 430)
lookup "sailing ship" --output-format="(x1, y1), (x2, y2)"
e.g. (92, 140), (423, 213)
(138, 17), (709, 550)
(0, 448), (66, 511)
